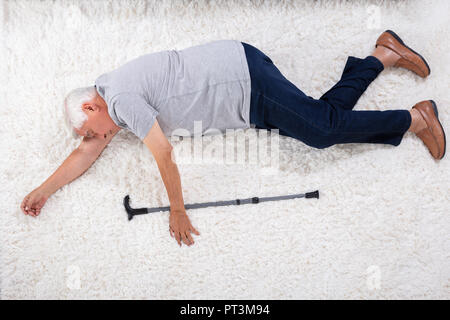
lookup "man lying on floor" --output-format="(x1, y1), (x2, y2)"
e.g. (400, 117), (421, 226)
(21, 30), (446, 247)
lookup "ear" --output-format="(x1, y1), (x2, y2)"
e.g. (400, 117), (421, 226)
(82, 103), (99, 112)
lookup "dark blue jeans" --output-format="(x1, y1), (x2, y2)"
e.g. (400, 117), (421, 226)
(242, 42), (412, 148)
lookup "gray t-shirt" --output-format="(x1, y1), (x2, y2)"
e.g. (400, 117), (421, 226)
(94, 40), (251, 140)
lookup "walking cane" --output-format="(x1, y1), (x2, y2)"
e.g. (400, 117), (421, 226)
(124, 190), (319, 221)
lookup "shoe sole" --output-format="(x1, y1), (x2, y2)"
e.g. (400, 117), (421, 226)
(385, 29), (431, 76)
(429, 100), (446, 159)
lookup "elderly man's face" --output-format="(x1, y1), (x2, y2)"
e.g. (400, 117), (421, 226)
(75, 96), (116, 139)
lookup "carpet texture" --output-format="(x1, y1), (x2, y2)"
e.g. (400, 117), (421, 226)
(1, 0), (449, 299)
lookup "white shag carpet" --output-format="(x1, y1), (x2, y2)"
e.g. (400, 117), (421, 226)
(1, 0), (449, 299)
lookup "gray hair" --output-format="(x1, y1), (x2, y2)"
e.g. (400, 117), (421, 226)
(63, 86), (97, 139)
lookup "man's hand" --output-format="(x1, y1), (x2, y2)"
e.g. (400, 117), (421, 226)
(169, 209), (200, 247)
(21, 187), (50, 217)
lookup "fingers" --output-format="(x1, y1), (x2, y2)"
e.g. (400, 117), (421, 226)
(21, 203), (27, 215)
(170, 225), (182, 246)
(28, 204), (38, 216)
(24, 204), (35, 216)
(21, 197), (29, 215)
(170, 221), (200, 247)
(175, 231), (182, 247)
(190, 226), (200, 236)
(21, 199), (39, 217)
(185, 231), (194, 245)
(171, 228), (195, 246)
(180, 232), (190, 246)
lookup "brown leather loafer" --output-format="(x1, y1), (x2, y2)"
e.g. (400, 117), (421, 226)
(412, 100), (446, 160)
(376, 30), (430, 78)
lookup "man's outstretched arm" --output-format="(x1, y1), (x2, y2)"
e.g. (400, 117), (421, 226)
(20, 129), (119, 216)
(143, 120), (200, 247)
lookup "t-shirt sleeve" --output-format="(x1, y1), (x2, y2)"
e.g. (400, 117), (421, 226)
(112, 93), (159, 140)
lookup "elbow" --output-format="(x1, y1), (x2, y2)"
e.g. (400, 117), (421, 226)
(155, 147), (175, 164)
(160, 145), (174, 157)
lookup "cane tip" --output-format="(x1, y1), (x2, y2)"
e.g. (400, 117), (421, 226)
(305, 190), (319, 199)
